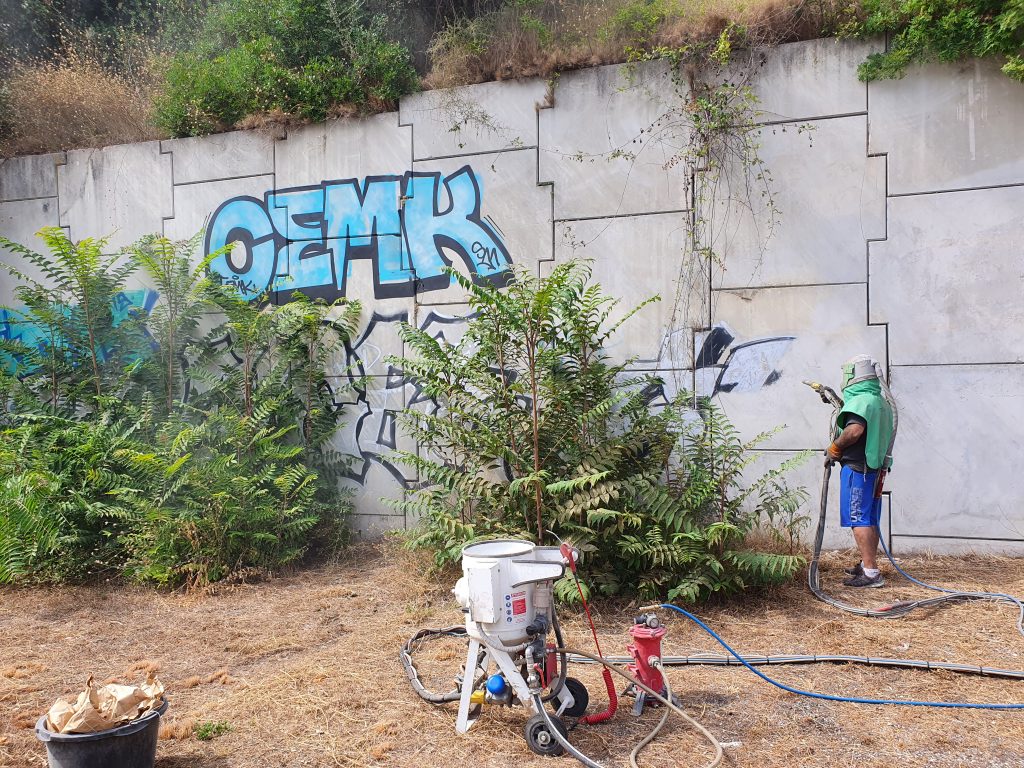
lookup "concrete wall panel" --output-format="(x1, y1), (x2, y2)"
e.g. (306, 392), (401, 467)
(713, 116), (885, 289)
(887, 364), (1024, 550)
(164, 174), (275, 244)
(870, 186), (1024, 365)
(274, 112), (412, 189)
(401, 79), (546, 159)
(869, 58), (1024, 194)
(162, 131), (275, 185)
(538, 62), (688, 219)
(722, 38), (878, 124)
(0, 198), (60, 304)
(58, 142), (173, 250)
(0, 153), (63, 202)
(553, 211), (700, 366)
(711, 284), (887, 449)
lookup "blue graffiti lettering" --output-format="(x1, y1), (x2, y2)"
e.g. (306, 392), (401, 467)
(204, 166), (512, 302)
(0, 289), (159, 374)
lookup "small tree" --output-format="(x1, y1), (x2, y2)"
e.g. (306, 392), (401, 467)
(390, 261), (807, 601)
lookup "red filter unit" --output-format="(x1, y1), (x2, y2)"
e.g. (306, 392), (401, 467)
(625, 615), (668, 715)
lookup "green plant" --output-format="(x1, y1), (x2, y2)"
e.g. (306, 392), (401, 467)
(857, 0), (1024, 82)
(194, 720), (231, 740)
(390, 261), (807, 602)
(601, 0), (669, 50)
(0, 412), (153, 584)
(130, 233), (219, 415)
(0, 230), (359, 587)
(0, 227), (145, 413)
(153, 0), (419, 136)
(125, 285), (360, 587)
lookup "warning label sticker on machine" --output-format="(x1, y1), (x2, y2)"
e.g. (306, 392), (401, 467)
(512, 595), (526, 615)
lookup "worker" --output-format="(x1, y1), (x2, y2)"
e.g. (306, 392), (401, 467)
(825, 355), (895, 588)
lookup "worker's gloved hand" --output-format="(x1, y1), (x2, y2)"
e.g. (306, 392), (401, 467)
(824, 442), (842, 466)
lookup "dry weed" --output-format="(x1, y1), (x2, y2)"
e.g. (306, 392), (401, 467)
(425, 0), (860, 88)
(0, 52), (164, 157)
(158, 717), (196, 740)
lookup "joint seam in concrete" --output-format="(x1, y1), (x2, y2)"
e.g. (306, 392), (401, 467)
(414, 145), (538, 164)
(714, 280), (867, 292)
(555, 208), (688, 224)
(0, 195), (59, 204)
(888, 180), (1024, 198)
(172, 171), (273, 188)
(892, 361), (1024, 367)
(756, 110), (868, 128)
(891, 533), (1024, 543)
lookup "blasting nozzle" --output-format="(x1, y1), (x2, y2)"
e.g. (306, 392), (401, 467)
(803, 380), (843, 407)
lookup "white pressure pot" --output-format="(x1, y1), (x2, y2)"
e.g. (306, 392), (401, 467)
(453, 539), (567, 645)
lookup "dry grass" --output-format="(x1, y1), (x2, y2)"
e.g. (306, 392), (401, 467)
(0, 0), (865, 155)
(425, 0), (860, 88)
(2, 539), (1023, 767)
(0, 52), (165, 158)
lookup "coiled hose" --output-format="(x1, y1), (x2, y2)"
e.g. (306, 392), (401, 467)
(809, 462), (1024, 633)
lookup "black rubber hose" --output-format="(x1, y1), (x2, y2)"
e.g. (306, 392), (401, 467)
(809, 463), (1024, 627)
(567, 652), (1024, 680)
(399, 626), (466, 704)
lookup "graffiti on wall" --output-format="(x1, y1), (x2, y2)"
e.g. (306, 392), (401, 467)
(330, 316), (797, 492)
(643, 322), (796, 406)
(205, 165), (512, 302)
(323, 310), (470, 489)
(694, 323), (795, 396)
(0, 289), (159, 374)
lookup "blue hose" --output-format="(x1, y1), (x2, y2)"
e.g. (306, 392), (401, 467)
(877, 531), (1024, 635)
(658, 603), (1024, 710)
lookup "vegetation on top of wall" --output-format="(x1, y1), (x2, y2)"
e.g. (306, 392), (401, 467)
(391, 261), (809, 603)
(424, 0), (862, 87)
(153, 0), (420, 136)
(0, 228), (360, 588)
(0, 0), (1020, 154)
(857, 0), (1024, 82)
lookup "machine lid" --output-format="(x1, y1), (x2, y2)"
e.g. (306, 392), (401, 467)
(462, 539), (534, 559)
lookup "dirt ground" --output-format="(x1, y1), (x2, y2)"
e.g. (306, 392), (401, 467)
(2, 540), (1024, 768)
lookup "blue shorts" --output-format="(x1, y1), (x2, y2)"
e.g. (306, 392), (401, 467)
(839, 465), (882, 528)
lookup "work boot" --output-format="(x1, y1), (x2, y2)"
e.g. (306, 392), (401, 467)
(844, 562), (864, 576)
(843, 572), (885, 588)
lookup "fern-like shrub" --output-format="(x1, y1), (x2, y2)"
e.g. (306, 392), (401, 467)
(390, 261), (808, 602)
(0, 229), (359, 587)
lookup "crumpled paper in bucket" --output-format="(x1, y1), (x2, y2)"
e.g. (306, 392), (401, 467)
(45, 674), (165, 734)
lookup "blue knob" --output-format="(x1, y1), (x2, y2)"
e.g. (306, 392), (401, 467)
(486, 674), (507, 695)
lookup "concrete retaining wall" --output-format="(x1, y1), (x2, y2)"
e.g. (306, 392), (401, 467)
(2, 38), (1022, 552)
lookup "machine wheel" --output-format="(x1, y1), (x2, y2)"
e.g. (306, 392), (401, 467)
(554, 677), (589, 718)
(524, 712), (567, 757)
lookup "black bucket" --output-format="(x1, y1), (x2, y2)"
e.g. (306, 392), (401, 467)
(35, 699), (168, 768)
